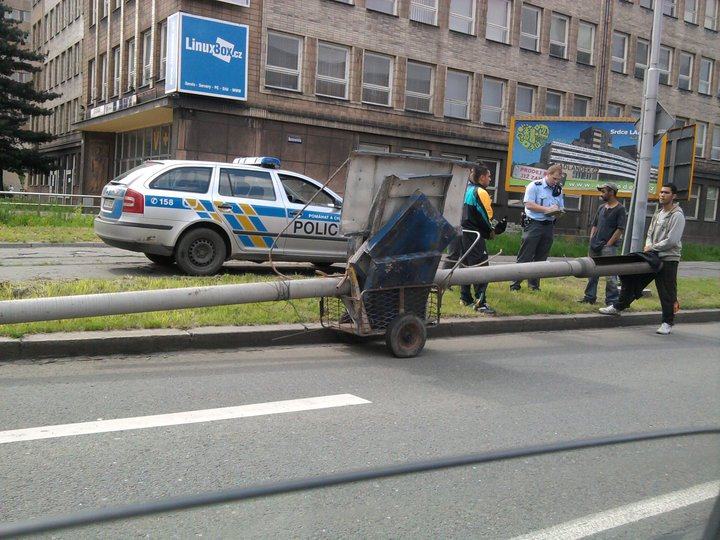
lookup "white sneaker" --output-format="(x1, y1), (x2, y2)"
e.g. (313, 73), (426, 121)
(656, 323), (672, 335)
(599, 305), (621, 316)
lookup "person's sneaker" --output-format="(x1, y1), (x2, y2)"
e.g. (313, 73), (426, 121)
(599, 305), (621, 316)
(656, 322), (672, 335)
(475, 303), (496, 315)
(578, 298), (596, 305)
(529, 287), (541, 292)
(509, 286), (521, 292)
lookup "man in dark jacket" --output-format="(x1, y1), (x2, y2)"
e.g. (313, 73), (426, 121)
(579, 182), (627, 305)
(453, 165), (506, 314)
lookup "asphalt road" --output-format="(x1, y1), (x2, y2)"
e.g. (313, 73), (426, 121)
(1, 324), (718, 538)
(1, 244), (719, 281)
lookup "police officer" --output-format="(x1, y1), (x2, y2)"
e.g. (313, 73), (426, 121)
(510, 163), (564, 291)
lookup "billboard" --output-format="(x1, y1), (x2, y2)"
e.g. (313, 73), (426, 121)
(165, 13), (249, 101)
(505, 117), (666, 198)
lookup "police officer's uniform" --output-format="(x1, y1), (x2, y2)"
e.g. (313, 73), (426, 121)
(510, 177), (564, 291)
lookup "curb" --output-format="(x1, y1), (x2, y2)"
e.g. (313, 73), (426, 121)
(1, 309), (718, 362)
(0, 242), (105, 249)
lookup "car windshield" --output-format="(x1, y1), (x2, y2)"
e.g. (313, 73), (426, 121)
(110, 162), (164, 185)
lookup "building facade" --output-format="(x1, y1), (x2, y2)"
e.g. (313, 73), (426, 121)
(27, 0), (84, 195)
(45, 0), (720, 243)
(3, 0), (32, 190)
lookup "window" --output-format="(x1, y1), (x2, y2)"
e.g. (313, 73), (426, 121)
(410, 0), (438, 25)
(706, 0), (718, 30)
(362, 52), (393, 106)
(678, 52), (693, 90)
(486, 0), (511, 44)
(520, 5), (541, 52)
(88, 0), (95, 25)
(712, 125), (720, 160)
(315, 42), (349, 99)
(696, 122), (707, 158)
(127, 38), (136, 91)
(88, 58), (96, 102)
(674, 116), (688, 128)
(114, 126), (172, 175)
(577, 21), (595, 65)
(573, 95), (589, 116)
(607, 103), (624, 117)
(141, 31), (152, 86)
(219, 169), (276, 201)
(699, 57), (713, 95)
(663, 0), (676, 16)
(159, 21), (167, 80)
(680, 185), (699, 220)
(366, 0), (396, 15)
(99, 0), (108, 19)
(515, 84), (534, 116)
(279, 174), (335, 206)
(358, 143), (390, 153)
(635, 38), (649, 79)
(405, 61), (433, 113)
(684, 0), (697, 23)
(563, 195), (582, 212)
(441, 152), (467, 161)
(481, 77), (505, 124)
(449, 0), (475, 34)
(265, 32), (302, 92)
(549, 13), (569, 59)
(112, 46), (120, 96)
(444, 69), (471, 119)
(704, 186), (718, 221)
(611, 32), (628, 73)
(99, 53), (107, 100)
(150, 167), (212, 194)
(401, 148), (431, 156)
(658, 46), (672, 85)
(545, 90), (562, 116)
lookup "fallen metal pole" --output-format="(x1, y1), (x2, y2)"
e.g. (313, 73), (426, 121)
(0, 258), (651, 325)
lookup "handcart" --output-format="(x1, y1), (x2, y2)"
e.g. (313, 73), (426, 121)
(320, 152), (474, 357)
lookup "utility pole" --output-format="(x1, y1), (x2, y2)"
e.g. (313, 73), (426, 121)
(625, 3), (664, 253)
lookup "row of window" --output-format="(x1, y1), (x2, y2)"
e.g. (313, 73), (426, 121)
(35, 0), (82, 49)
(681, 184), (719, 222)
(266, 31), (596, 124)
(611, 32), (717, 96)
(4, 9), (30, 22)
(32, 98), (82, 136)
(39, 42), (82, 92)
(88, 0), (128, 27)
(27, 153), (79, 189)
(87, 21), (167, 104)
(638, 0), (719, 31)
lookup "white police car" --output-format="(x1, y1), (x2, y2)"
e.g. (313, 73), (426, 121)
(94, 157), (347, 275)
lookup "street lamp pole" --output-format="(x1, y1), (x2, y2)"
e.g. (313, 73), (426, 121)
(627, 3), (664, 253)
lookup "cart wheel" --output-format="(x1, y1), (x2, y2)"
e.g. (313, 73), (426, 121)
(385, 314), (427, 358)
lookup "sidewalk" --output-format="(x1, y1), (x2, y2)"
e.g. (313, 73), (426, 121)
(2, 309), (718, 362)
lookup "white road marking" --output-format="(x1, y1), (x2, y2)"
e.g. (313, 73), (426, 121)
(0, 394), (371, 444)
(512, 480), (720, 540)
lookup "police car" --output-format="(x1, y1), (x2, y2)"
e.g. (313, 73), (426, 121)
(94, 157), (347, 275)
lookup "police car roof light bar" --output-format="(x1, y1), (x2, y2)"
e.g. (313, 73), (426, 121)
(232, 157), (281, 169)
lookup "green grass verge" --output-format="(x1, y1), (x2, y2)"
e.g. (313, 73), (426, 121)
(0, 202), (98, 243)
(1, 274), (717, 338)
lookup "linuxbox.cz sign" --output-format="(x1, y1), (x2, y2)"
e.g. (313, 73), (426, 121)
(505, 117), (668, 198)
(165, 12), (249, 101)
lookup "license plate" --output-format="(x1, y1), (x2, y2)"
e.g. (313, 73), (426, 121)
(102, 198), (114, 210)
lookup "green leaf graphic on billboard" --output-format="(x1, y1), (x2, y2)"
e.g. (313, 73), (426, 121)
(517, 124), (550, 151)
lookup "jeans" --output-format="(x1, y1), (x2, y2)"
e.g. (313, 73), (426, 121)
(583, 245), (619, 304)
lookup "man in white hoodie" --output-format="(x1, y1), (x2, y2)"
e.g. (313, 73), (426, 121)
(599, 183), (686, 335)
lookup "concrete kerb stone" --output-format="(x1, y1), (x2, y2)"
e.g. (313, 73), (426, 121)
(0, 309), (718, 362)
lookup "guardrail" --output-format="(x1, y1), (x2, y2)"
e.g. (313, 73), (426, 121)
(0, 191), (101, 212)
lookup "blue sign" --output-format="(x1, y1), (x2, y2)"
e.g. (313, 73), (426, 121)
(166, 13), (248, 101)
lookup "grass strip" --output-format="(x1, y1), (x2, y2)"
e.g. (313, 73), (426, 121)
(1, 275), (717, 338)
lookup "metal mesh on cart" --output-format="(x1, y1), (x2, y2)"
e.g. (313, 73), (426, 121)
(320, 286), (440, 336)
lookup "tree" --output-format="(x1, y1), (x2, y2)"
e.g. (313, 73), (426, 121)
(0, 3), (60, 192)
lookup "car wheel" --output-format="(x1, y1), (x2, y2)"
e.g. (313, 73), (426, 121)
(385, 314), (426, 358)
(175, 228), (226, 276)
(145, 253), (175, 266)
